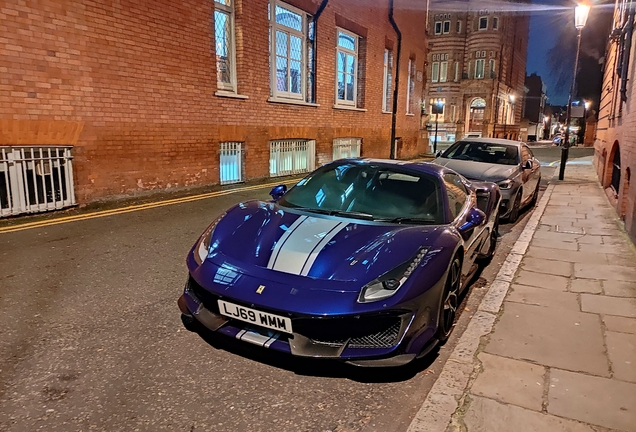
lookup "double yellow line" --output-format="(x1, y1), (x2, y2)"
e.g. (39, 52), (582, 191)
(0, 180), (285, 235)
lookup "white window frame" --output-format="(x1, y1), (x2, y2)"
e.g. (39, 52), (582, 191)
(456, 20), (462, 33)
(443, 20), (451, 34)
(439, 61), (448, 82)
(479, 16), (488, 30)
(431, 61), (440, 83)
(454, 61), (459, 81)
(434, 21), (442, 35)
(493, 16), (499, 30)
(406, 58), (415, 114)
(335, 28), (358, 107)
(382, 49), (393, 112)
(214, 0), (237, 93)
(475, 59), (485, 79)
(270, 1), (308, 101)
(489, 59), (496, 77)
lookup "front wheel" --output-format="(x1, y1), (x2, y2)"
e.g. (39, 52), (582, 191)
(507, 190), (522, 223)
(479, 215), (499, 265)
(530, 180), (541, 206)
(436, 255), (462, 344)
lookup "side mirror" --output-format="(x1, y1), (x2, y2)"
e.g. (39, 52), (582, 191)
(269, 184), (287, 201)
(522, 160), (533, 170)
(459, 208), (486, 233)
(435, 150), (443, 158)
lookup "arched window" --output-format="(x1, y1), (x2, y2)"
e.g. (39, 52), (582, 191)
(471, 98), (486, 108)
(611, 144), (621, 194)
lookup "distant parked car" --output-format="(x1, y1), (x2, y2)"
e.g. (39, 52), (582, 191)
(552, 134), (563, 146)
(178, 159), (501, 367)
(433, 138), (541, 223)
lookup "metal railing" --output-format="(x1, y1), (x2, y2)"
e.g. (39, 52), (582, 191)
(0, 146), (76, 217)
(269, 139), (316, 177)
(333, 137), (362, 160)
(219, 142), (243, 185)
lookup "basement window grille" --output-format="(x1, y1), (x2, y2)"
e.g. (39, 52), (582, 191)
(333, 138), (362, 160)
(269, 139), (316, 177)
(219, 142), (243, 185)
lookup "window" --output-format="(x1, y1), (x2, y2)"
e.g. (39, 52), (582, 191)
(270, 139), (316, 177)
(479, 16), (488, 30)
(475, 59), (485, 79)
(489, 59), (496, 78)
(214, 0), (236, 92)
(493, 17), (499, 30)
(434, 21), (442, 35)
(333, 137), (361, 160)
(456, 20), (462, 33)
(454, 61), (459, 81)
(382, 49), (393, 112)
(443, 21), (451, 34)
(270, 1), (310, 101)
(432, 62), (440, 83)
(443, 173), (468, 220)
(406, 58), (416, 114)
(440, 61), (448, 82)
(451, 105), (457, 122)
(220, 142), (243, 185)
(335, 29), (358, 106)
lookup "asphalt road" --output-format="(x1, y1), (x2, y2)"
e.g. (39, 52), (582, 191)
(0, 164), (557, 432)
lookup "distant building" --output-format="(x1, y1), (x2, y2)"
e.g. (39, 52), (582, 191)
(594, 0), (636, 243)
(423, 3), (529, 150)
(522, 73), (548, 141)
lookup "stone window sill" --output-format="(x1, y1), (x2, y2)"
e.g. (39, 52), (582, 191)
(267, 97), (320, 107)
(215, 91), (249, 100)
(333, 104), (367, 112)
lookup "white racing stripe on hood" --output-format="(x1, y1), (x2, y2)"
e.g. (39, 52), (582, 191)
(267, 216), (348, 276)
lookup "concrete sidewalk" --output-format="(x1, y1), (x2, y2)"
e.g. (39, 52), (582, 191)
(408, 162), (636, 432)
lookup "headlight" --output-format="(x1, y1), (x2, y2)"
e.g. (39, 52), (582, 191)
(358, 247), (429, 303)
(193, 214), (225, 266)
(497, 179), (515, 190)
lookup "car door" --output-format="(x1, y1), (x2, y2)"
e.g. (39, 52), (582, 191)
(444, 173), (485, 275)
(521, 144), (540, 199)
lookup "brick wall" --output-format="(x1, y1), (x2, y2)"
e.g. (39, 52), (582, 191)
(1, 0), (427, 203)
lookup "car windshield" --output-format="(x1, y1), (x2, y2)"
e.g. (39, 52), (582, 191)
(441, 141), (520, 166)
(278, 163), (444, 224)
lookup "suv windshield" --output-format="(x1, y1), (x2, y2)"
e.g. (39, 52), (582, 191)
(441, 141), (520, 166)
(279, 163), (444, 224)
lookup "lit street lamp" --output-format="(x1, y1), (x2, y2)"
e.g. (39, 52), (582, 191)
(432, 98), (445, 153)
(559, 4), (590, 180)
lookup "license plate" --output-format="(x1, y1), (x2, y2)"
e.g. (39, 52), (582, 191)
(217, 300), (293, 334)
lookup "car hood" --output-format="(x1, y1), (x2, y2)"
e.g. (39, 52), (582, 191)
(202, 201), (446, 288)
(434, 158), (519, 182)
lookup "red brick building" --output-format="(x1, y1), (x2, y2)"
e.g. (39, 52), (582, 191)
(0, 0), (427, 211)
(594, 0), (636, 243)
(422, 4), (529, 147)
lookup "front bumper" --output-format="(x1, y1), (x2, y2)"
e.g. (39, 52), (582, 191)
(498, 188), (516, 217)
(178, 277), (430, 367)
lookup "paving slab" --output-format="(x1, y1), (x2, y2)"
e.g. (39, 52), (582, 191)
(471, 353), (545, 411)
(605, 331), (636, 383)
(530, 238), (579, 251)
(578, 243), (633, 255)
(525, 247), (609, 265)
(580, 294), (636, 318)
(464, 396), (595, 432)
(486, 302), (610, 377)
(514, 270), (569, 291)
(602, 235), (632, 245)
(521, 257), (572, 277)
(603, 315), (636, 334)
(576, 235), (604, 245)
(532, 230), (580, 243)
(603, 281), (636, 298)
(574, 264), (636, 282)
(549, 369), (636, 431)
(506, 285), (580, 311)
(570, 279), (603, 294)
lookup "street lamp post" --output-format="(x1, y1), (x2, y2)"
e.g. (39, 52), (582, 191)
(559, 4), (590, 180)
(432, 98), (445, 153)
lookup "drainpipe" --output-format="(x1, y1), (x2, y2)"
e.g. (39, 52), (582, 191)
(620, 5), (634, 102)
(312, 0), (330, 103)
(389, 0), (402, 159)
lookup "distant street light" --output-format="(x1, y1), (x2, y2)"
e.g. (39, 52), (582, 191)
(559, 4), (590, 179)
(432, 98), (445, 153)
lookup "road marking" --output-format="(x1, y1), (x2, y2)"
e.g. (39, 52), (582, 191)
(0, 180), (287, 235)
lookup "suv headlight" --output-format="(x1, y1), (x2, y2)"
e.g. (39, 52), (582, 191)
(358, 247), (429, 303)
(193, 214), (225, 266)
(497, 179), (515, 190)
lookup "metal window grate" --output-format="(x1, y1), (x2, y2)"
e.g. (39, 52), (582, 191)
(219, 142), (244, 185)
(269, 139), (315, 177)
(333, 137), (361, 160)
(1, 146), (76, 217)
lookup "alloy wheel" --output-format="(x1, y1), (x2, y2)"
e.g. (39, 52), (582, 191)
(441, 258), (461, 337)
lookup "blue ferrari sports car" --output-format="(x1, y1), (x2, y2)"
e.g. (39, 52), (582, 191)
(178, 159), (501, 366)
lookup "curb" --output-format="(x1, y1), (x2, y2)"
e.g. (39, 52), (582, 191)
(406, 182), (556, 432)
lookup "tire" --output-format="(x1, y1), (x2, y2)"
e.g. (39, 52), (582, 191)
(181, 314), (198, 332)
(436, 255), (462, 344)
(479, 214), (499, 265)
(508, 190), (522, 224)
(530, 180), (541, 206)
